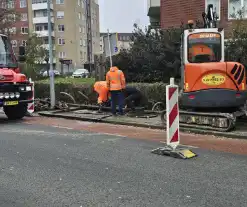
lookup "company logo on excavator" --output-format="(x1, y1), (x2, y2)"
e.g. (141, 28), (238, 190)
(202, 74), (225, 86)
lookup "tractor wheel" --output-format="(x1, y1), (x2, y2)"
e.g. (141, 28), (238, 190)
(4, 104), (27, 120)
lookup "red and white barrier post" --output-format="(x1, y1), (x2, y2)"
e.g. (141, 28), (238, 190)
(27, 78), (35, 114)
(166, 77), (179, 149)
(151, 77), (196, 159)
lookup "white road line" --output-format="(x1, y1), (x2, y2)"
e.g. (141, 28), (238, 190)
(52, 125), (74, 130)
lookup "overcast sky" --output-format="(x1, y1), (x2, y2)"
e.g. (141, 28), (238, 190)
(98, 0), (149, 33)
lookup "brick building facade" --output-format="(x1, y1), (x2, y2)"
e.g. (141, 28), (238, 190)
(160, 0), (244, 35)
(11, 0), (29, 54)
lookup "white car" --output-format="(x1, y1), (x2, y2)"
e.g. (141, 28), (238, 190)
(72, 69), (89, 78)
(43, 70), (61, 77)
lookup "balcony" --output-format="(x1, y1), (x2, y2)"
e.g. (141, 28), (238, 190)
(147, 0), (160, 15)
(33, 16), (54, 24)
(35, 30), (55, 37)
(32, 3), (53, 10)
(147, 0), (160, 28)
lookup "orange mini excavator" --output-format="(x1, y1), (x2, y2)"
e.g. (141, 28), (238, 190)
(164, 4), (247, 131)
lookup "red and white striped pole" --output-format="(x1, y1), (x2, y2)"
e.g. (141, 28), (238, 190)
(27, 78), (35, 114)
(166, 77), (179, 149)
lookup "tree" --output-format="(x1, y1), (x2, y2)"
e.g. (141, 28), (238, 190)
(0, 0), (20, 34)
(105, 24), (183, 83)
(23, 33), (48, 79)
(225, 8), (247, 66)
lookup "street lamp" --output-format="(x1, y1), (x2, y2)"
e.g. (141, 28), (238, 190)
(47, 0), (55, 108)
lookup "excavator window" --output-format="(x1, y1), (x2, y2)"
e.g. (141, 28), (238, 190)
(0, 35), (17, 67)
(187, 32), (221, 63)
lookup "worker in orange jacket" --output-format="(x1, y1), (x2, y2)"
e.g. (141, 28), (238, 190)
(106, 66), (126, 115)
(93, 81), (111, 111)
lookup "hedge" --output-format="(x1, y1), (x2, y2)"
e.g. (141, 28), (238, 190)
(35, 81), (168, 104)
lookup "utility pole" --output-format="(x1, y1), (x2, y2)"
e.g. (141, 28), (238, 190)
(47, 0), (55, 108)
(85, 0), (93, 73)
(107, 29), (112, 67)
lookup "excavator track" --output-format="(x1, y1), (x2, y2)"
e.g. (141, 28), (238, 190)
(161, 110), (238, 132)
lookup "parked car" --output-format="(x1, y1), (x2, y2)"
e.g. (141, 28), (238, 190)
(72, 69), (89, 78)
(42, 70), (61, 77)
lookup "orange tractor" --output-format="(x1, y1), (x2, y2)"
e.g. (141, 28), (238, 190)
(163, 4), (247, 131)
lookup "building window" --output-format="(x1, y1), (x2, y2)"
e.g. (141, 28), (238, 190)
(7, 0), (14, 9)
(80, 39), (82, 46)
(83, 39), (86, 47)
(59, 52), (66, 58)
(35, 25), (42, 31)
(21, 13), (28, 21)
(34, 10), (47, 17)
(22, 40), (27, 47)
(11, 40), (17, 47)
(7, 14), (16, 22)
(205, 0), (220, 20)
(20, 0), (27, 8)
(56, 0), (64, 4)
(78, 0), (80, 6)
(228, 0), (247, 18)
(79, 26), (82, 33)
(58, 38), (65, 45)
(58, 24), (65, 32)
(78, 12), (81, 19)
(57, 11), (64, 19)
(21, 27), (28, 34)
(9, 27), (16, 34)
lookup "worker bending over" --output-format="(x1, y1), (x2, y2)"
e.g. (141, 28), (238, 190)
(106, 66), (126, 115)
(94, 81), (146, 112)
(123, 86), (145, 110)
(93, 81), (110, 111)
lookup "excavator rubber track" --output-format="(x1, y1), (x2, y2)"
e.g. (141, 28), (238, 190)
(161, 110), (238, 132)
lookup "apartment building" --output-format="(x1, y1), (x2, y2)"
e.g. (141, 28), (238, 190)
(99, 33), (133, 54)
(148, 0), (247, 35)
(26, 0), (100, 69)
(0, 0), (29, 54)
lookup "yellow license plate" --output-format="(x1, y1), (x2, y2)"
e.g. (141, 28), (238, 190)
(4, 101), (18, 106)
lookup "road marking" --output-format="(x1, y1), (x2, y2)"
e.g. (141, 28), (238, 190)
(0, 128), (97, 138)
(52, 125), (74, 130)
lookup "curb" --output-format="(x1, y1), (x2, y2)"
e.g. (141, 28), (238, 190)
(38, 111), (247, 140)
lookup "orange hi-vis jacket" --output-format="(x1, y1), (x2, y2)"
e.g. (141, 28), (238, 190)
(93, 81), (110, 104)
(106, 66), (126, 91)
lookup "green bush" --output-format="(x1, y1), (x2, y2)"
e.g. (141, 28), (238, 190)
(35, 80), (168, 104)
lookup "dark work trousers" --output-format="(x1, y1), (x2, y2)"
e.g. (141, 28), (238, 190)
(110, 90), (124, 115)
(125, 93), (142, 110)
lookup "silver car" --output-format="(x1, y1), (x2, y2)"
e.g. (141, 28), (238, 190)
(72, 69), (89, 78)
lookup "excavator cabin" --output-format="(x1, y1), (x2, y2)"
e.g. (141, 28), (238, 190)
(180, 4), (247, 111)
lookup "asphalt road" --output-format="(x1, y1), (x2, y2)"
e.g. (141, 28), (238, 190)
(0, 118), (247, 207)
